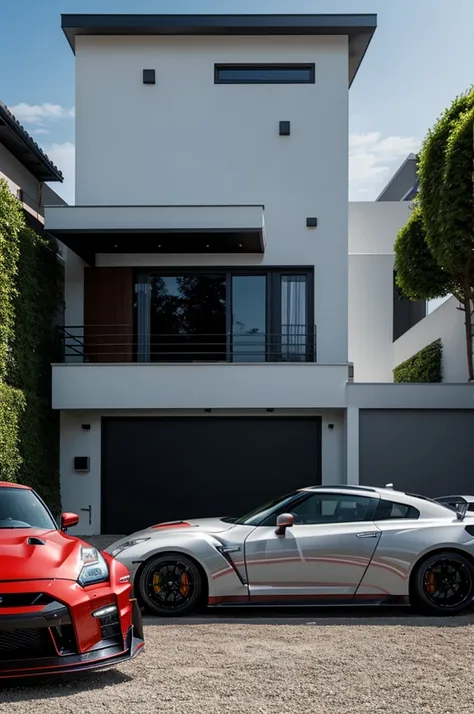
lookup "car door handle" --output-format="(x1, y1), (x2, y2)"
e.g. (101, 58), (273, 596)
(356, 532), (378, 538)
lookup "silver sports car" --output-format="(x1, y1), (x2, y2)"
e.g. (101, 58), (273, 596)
(106, 484), (474, 617)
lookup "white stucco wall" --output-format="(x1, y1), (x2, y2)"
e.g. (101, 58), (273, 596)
(0, 145), (67, 218)
(393, 296), (469, 383)
(348, 201), (412, 382)
(52, 363), (350, 411)
(60, 409), (345, 536)
(72, 34), (349, 364)
(0, 144), (42, 220)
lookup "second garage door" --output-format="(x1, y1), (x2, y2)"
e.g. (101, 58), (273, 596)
(101, 417), (321, 534)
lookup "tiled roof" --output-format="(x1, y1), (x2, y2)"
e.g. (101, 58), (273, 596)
(0, 101), (63, 182)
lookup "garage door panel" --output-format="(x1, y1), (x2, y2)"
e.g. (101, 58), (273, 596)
(101, 417), (321, 534)
(359, 409), (474, 497)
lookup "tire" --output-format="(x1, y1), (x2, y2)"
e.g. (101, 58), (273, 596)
(412, 551), (474, 616)
(138, 553), (203, 617)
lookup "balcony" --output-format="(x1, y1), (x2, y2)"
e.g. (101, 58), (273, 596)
(51, 325), (350, 410)
(57, 325), (317, 364)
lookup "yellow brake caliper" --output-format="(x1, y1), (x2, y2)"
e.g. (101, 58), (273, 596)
(179, 571), (190, 597)
(153, 573), (161, 593)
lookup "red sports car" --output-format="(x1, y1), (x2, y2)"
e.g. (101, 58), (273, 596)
(0, 481), (144, 679)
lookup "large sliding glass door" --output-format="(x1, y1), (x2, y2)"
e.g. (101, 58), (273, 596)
(149, 274), (226, 362)
(280, 274), (309, 362)
(231, 275), (267, 363)
(135, 268), (313, 363)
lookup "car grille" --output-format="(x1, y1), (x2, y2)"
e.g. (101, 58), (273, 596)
(0, 593), (54, 608)
(97, 610), (123, 645)
(0, 628), (56, 661)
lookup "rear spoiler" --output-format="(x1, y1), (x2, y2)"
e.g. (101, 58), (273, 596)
(434, 496), (470, 521)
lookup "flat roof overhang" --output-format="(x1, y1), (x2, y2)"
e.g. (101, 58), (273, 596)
(61, 13), (377, 86)
(44, 204), (265, 265)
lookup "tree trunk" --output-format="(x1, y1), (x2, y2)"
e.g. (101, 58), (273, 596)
(463, 291), (474, 381)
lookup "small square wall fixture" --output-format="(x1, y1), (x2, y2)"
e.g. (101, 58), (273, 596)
(74, 456), (90, 473)
(279, 121), (291, 136)
(306, 217), (318, 228)
(143, 69), (156, 84)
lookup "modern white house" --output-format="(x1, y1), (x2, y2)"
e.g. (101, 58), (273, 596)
(45, 13), (474, 536)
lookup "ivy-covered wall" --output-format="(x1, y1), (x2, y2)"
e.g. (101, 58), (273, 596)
(0, 179), (62, 512)
(393, 339), (443, 383)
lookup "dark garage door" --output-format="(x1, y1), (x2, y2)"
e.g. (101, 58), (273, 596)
(359, 409), (474, 497)
(101, 417), (321, 534)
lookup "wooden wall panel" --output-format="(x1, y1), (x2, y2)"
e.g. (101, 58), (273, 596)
(84, 267), (133, 363)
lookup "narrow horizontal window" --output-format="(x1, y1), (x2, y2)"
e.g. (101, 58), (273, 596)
(214, 64), (315, 84)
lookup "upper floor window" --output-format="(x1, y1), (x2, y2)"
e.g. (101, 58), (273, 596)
(214, 64), (315, 84)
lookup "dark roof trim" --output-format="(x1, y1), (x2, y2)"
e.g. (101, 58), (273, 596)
(376, 153), (418, 202)
(61, 14), (377, 86)
(0, 102), (63, 182)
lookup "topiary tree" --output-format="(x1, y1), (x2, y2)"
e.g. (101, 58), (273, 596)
(394, 206), (453, 301)
(394, 86), (474, 381)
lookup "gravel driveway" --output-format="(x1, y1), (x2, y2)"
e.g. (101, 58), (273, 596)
(1, 610), (474, 714)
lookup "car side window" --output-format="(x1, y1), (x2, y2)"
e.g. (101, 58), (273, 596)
(260, 493), (373, 526)
(373, 499), (420, 520)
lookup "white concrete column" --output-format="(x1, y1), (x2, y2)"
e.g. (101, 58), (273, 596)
(345, 406), (359, 485)
(60, 412), (102, 536)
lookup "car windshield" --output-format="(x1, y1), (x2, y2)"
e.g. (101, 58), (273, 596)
(0, 487), (57, 530)
(230, 492), (303, 526)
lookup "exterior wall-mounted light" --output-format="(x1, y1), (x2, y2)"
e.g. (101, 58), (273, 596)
(73, 456), (90, 472)
(143, 69), (156, 85)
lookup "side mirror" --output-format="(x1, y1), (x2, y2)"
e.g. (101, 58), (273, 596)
(61, 512), (79, 530)
(275, 513), (294, 536)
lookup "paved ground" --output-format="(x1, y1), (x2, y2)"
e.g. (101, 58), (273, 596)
(1, 608), (474, 713)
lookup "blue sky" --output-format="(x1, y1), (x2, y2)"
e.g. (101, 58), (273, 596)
(1, 0), (474, 205)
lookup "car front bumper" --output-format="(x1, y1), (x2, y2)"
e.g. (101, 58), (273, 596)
(0, 585), (144, 679)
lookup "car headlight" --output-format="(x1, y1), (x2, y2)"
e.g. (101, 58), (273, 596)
(110, 537), (150, 558)
(78, 546), (109, 587)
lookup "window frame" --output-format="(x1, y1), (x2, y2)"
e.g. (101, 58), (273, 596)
(373, 498), (420, 521)
(133, 267), (314, 363)
(214, 63), (316, 85)
(252, 492), (378, 527)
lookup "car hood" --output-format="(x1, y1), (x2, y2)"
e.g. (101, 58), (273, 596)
(141, 517), (237, 536)
(109, 517), (237, 547)
(0, 528), (85, 582)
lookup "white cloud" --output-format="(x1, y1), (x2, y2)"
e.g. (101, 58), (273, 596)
(32, 128), (50, 136)
(9, 102), (75, 126)
(349, 132), (420, 201)
(45, 142), (75, 205)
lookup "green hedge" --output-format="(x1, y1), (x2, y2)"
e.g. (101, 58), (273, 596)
(0, 383), (25, 481)
(393, 339), (443, 383)
(0, 179), (62, 511)
(0, 182), (22, 381)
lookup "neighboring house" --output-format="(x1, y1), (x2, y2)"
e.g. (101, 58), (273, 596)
(0, 100), (67, 329)
(349, 154), (425, 382)
(350, 153), (467, 384)
(45, 13), (474, 536)
(0, 100), (66, 226)
(376, 152), (418, 202)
